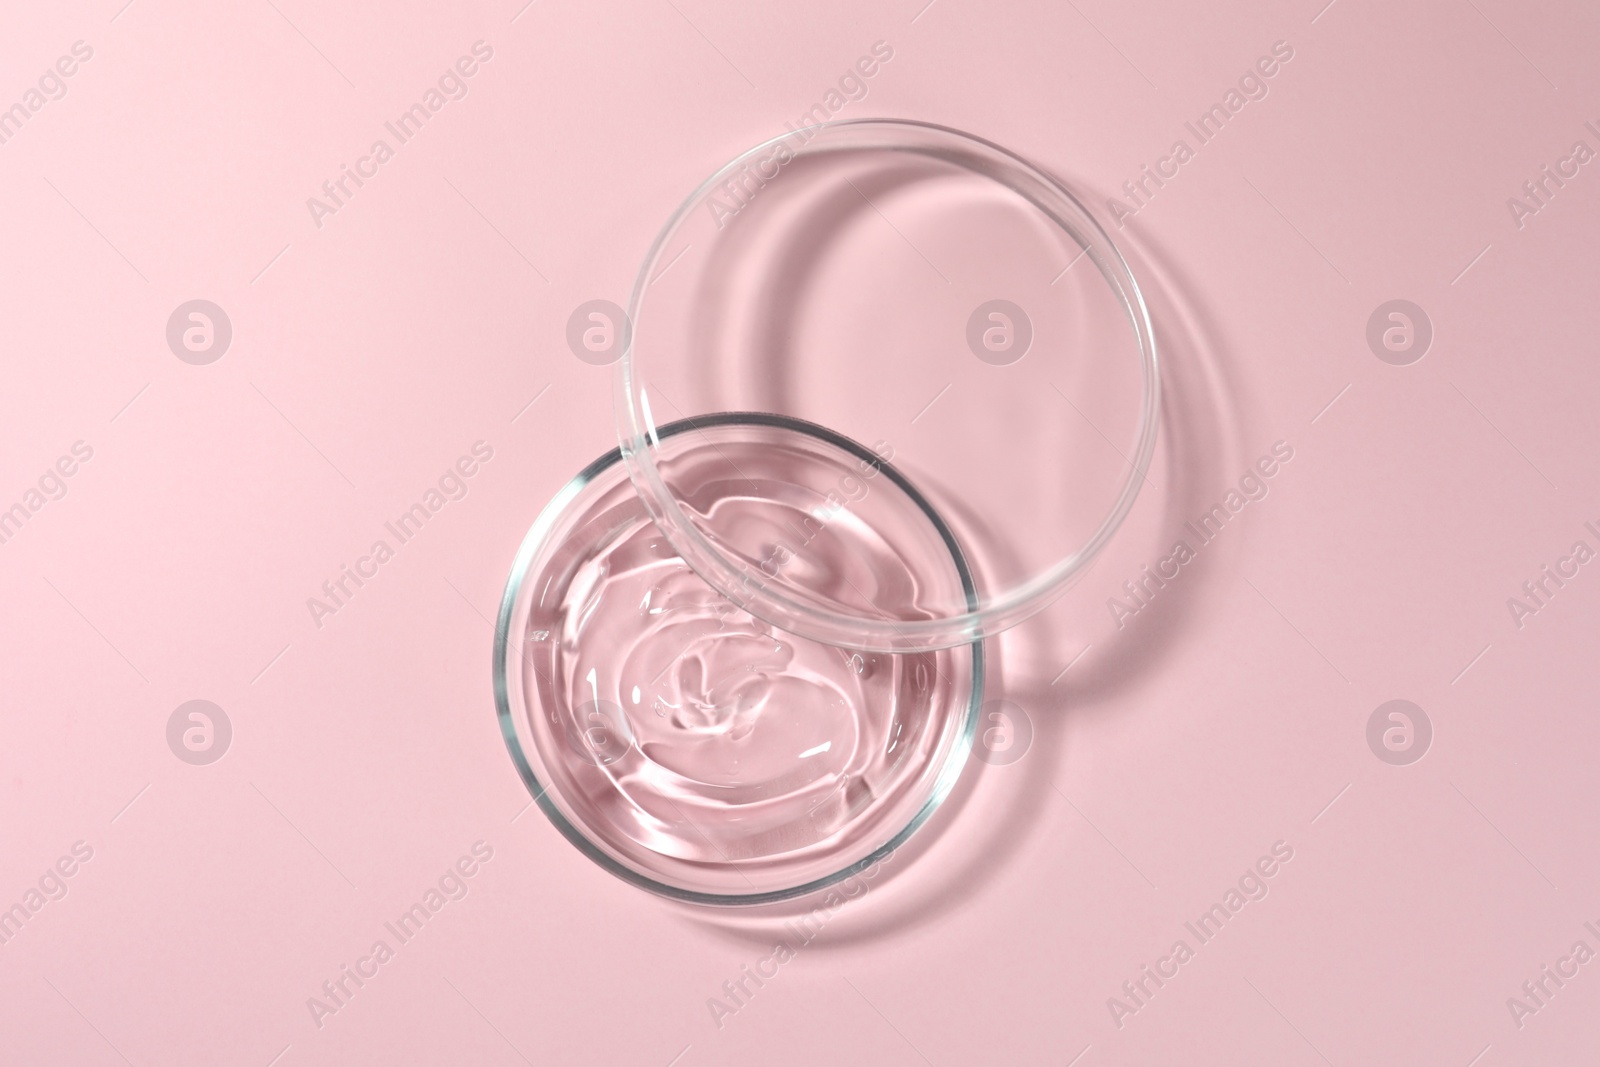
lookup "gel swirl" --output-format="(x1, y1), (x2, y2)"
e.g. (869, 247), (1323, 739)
(511, 418), (978, 895)
(543, 511), (947, 864)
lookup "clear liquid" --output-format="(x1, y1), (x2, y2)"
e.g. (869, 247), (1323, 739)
(520, 423), (975, 884)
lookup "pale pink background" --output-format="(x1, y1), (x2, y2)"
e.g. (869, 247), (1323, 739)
(2, 1), (1598, 1064)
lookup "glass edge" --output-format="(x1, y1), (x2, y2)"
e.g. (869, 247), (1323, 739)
(492, 412), (986, 907)
(614, 116), (1162, 652)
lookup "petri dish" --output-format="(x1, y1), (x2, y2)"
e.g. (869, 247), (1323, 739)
(494, 414), (982, 904)
(618, 119), (1159, 652)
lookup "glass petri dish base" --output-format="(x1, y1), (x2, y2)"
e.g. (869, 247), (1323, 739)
(494, 413), (982, 904)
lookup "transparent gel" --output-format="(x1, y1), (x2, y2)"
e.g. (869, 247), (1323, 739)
(496, 416), (981, 903)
